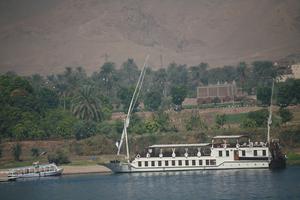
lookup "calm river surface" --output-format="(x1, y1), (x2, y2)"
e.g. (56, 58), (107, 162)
(1, 166), (300, 200)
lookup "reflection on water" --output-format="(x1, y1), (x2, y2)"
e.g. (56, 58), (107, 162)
(1, 167), (300, 200)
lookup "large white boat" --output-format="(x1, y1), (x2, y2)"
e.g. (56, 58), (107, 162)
(106, 135), (286, 173)
(8, 163), (63, 178)
(105, 57), (286, 173)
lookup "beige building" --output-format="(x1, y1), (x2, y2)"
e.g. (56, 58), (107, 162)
(279, 63), (300, 82)
(197, 81), (245, 104)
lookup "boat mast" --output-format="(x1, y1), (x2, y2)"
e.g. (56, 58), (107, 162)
(267, 79), (275, 144)
(117, 55), (149, 162)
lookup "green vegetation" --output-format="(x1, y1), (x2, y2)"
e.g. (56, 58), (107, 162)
(215, 114), (227, 128)
(1, 58), (300, 165)
(185, 112), (207, 131)
(286, 152), (300, 165)
(225, 113), (247, 124)
(12, 143), (22, 161)
(31, 148), (40, 158)
(278, 108), (293, 124)
(47, 150), (70, 165)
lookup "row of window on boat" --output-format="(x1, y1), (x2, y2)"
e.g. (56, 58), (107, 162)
(137, 159), (217, 167)
(12, 166), (55, 174)
(137, 149), (267, 158)
(218, 149), (267, 157)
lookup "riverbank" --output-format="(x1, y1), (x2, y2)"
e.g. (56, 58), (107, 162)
(62, 165), (111, 175)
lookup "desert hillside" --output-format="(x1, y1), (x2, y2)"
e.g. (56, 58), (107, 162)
(0, 0), (300, 75)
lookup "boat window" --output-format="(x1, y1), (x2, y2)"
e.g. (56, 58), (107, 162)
(226, 150), (229, 157)
(219, 151), (223, 157)
(242, 150), (246, 156)
(192, 160), (196, 166)
(178, 160), (182, 166)
(185, 160), (189, 166)
(263, 150), (266, 156)
(210, 160), (216, 165)
(138, 161), (142, 167)
(172, 160), (175, 166)
(145, 161), (148, 167)
(254, 150), (257, 156)
(151, 161), (155, 167)
(165, 160), (169, 166)
(199, 160), (203, 166)
(158, 161), (162, 166)
(206, 160), (209, 165)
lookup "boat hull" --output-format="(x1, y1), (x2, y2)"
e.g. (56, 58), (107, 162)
(105, 160), (269, 173)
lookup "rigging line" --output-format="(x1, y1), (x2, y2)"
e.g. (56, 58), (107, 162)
(267, 79), (275, 144)
(130, 59), (148, 115)
(117, 55), (149, 155)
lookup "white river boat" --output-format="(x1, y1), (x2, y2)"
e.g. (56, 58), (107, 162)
(8, 163), (63, 178)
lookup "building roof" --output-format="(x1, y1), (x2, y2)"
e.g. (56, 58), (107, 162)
(148, 143), (210, 148)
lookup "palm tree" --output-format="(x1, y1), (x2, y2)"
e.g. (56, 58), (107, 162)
(71, 85), (103, 121)
(100, 62), (116, 95)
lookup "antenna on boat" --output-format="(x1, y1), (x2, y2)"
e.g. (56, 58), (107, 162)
(117, 55), (150, 162)
(267, 79), (275, 145)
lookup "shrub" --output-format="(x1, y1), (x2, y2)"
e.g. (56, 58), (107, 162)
(31, 147), (40, 157)
(12, 143), (22, 161)
(47, 150), (70, 165)
(215, 114), (226, 128)
(74, 121), (97, 140)
(240, 118), (257, 129)
(247, 109), (268, 127)
(185, 112), (207, 131)
(278, 108), (293, 124)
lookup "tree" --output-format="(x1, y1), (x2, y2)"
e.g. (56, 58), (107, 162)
(99, 62), (117, 95)
(120, 58), (140, 85)
(257, 86), (271, 105)
(144, 90), (162, 111)
(152, 69), (167, 95)
(74, 121), (97, 140)
(215, 114), (226, 128)
(12, 143), (22, 161)
(167, 63), (188, 86)
(188, 63), (209, 95)
(185, 112), (207, 131)
(71, 85), (103, 121)
(278, 108), (293, 124)
(170, 85), (187, 111)
(41, 109), (78, 138)
(38, 87), (59, 109)
(117, 86), (139, 113)
(276, 79), (300, 107)
(236, 62), (248, 89)
(247, 109), (269, 127)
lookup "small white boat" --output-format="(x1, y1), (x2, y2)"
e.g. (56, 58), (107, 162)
(8, 163), (63, 178)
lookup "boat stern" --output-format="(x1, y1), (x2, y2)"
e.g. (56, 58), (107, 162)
(105, 160), (132, 173)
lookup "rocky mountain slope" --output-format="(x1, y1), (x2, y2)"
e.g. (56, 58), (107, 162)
(0, 0), (300, 75)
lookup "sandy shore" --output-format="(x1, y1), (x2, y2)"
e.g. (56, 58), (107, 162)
(62, 165), (111, 175)
(0, 165), (111, 177)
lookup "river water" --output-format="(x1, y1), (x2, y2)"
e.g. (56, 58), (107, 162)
(1, 166), (300, 200)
